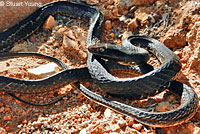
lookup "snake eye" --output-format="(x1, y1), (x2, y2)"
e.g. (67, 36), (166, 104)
(99, 48), (105, 52)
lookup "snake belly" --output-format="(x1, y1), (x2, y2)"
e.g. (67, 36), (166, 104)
(0, 1), (198, 127)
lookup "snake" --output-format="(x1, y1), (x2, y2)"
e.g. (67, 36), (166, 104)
(87, 35), (182, 100)
(0, 1), (198, 127)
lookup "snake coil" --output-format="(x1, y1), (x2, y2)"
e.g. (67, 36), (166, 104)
(0, 1), (198, 127)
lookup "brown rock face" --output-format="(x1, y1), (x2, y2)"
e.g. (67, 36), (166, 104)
(160, 1), (200, 48)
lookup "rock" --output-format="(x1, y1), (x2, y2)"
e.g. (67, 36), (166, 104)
(130, 0), (156, 6)
(179, 21), (200, 89)
(160, 1), (200, 48)
(79, 128), (87, 134)
(63, 34), (79, 51)
(27, 62), (59, 78)
(104, 108), (112, 118)
(134, 7), (153, 26)
(125, 116), (135, 127)
(161, 28), (187, 48)
(3, 115), (12, 121)
(132, 123), (143, 131)
(0, 127), (6, 133)
(117, 119), (127, 128)
(105, 20), (112, 30)
(110, 124), (120, 133)
(128, 18), (138, 30)
(119, 15), (127, 22)
(42, 15), (57, 30)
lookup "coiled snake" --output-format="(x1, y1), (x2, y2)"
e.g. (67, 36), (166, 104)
(0, 1), (198, 127)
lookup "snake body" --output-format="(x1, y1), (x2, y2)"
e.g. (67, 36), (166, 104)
(0, 1), (198, 127)
(87, 35), (182, 100)
(77, 81), (198, 127)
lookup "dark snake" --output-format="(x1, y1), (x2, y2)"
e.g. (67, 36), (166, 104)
(0, 1), (198, 127)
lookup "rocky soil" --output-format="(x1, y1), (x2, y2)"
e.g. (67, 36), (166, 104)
(0, 0), (200, 133)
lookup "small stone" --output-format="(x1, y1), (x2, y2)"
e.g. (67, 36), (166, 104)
(105, 20), (112, 30)
(23, 120), (28, 124)
(80, 128), (87, 134)
(110, 124), (120, 132)
(0, 103), (3, 107)
(104, 108), (112, 118)
(119, 15), (127, 22)
(0, 127), (6, 133)
(29, 35), (36, 43)
(112, 8), (119, 17)
(80, 104), (89, 112)
(4, 107), (10, 112)
(3, 115), (12, 121)
(188, 23), (194, 30)
(5, 123), (13, 131)
(132, 123), (143, 131)
(32, 121), (43, 127)
(28, 62), (59, 78)
(128, 18), (138, 30)
(63, 35), (79, 51)
(126, 116), (135, 126)
(0, 107), (4, 113)
(117, 119), (127, 128)
(108, 33), (115, 39)
(57, 27), (68, 34)
(78, 50), (87, 62)
(43, 15), (57, 30)
(64, 30), (75, 40)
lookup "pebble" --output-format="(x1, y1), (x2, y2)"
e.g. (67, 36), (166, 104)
(80, 128), (87, 134)
(63, 35), (79, 51)
(104, 108), (112, 118)
(27, 62), (59, 78)
(105, 20), (112, 30)
(112, 8), (119, 17)
(117, 119), (127, 128)
(132, 123), (143, 131)
(110, 124), (120, 133)
(4, 107), (10, 113)
(128, 18), (138, 30)
(64, 30), (75, 40)
(108, 32), (115, 39)
(5, 123), (13, 131)
(3, 115), (12, 121)
(125, 116), (135, 126)
(80, 104), (89, 112)
(126, 126), (141, 134)
(119, 15), (127, 22)
(42, 15), (57, 30)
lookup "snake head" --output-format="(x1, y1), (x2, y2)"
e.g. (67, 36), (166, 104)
(88, 43), (149, 64)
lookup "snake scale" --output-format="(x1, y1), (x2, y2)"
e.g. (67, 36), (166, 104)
(0, 1), (198, 127)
